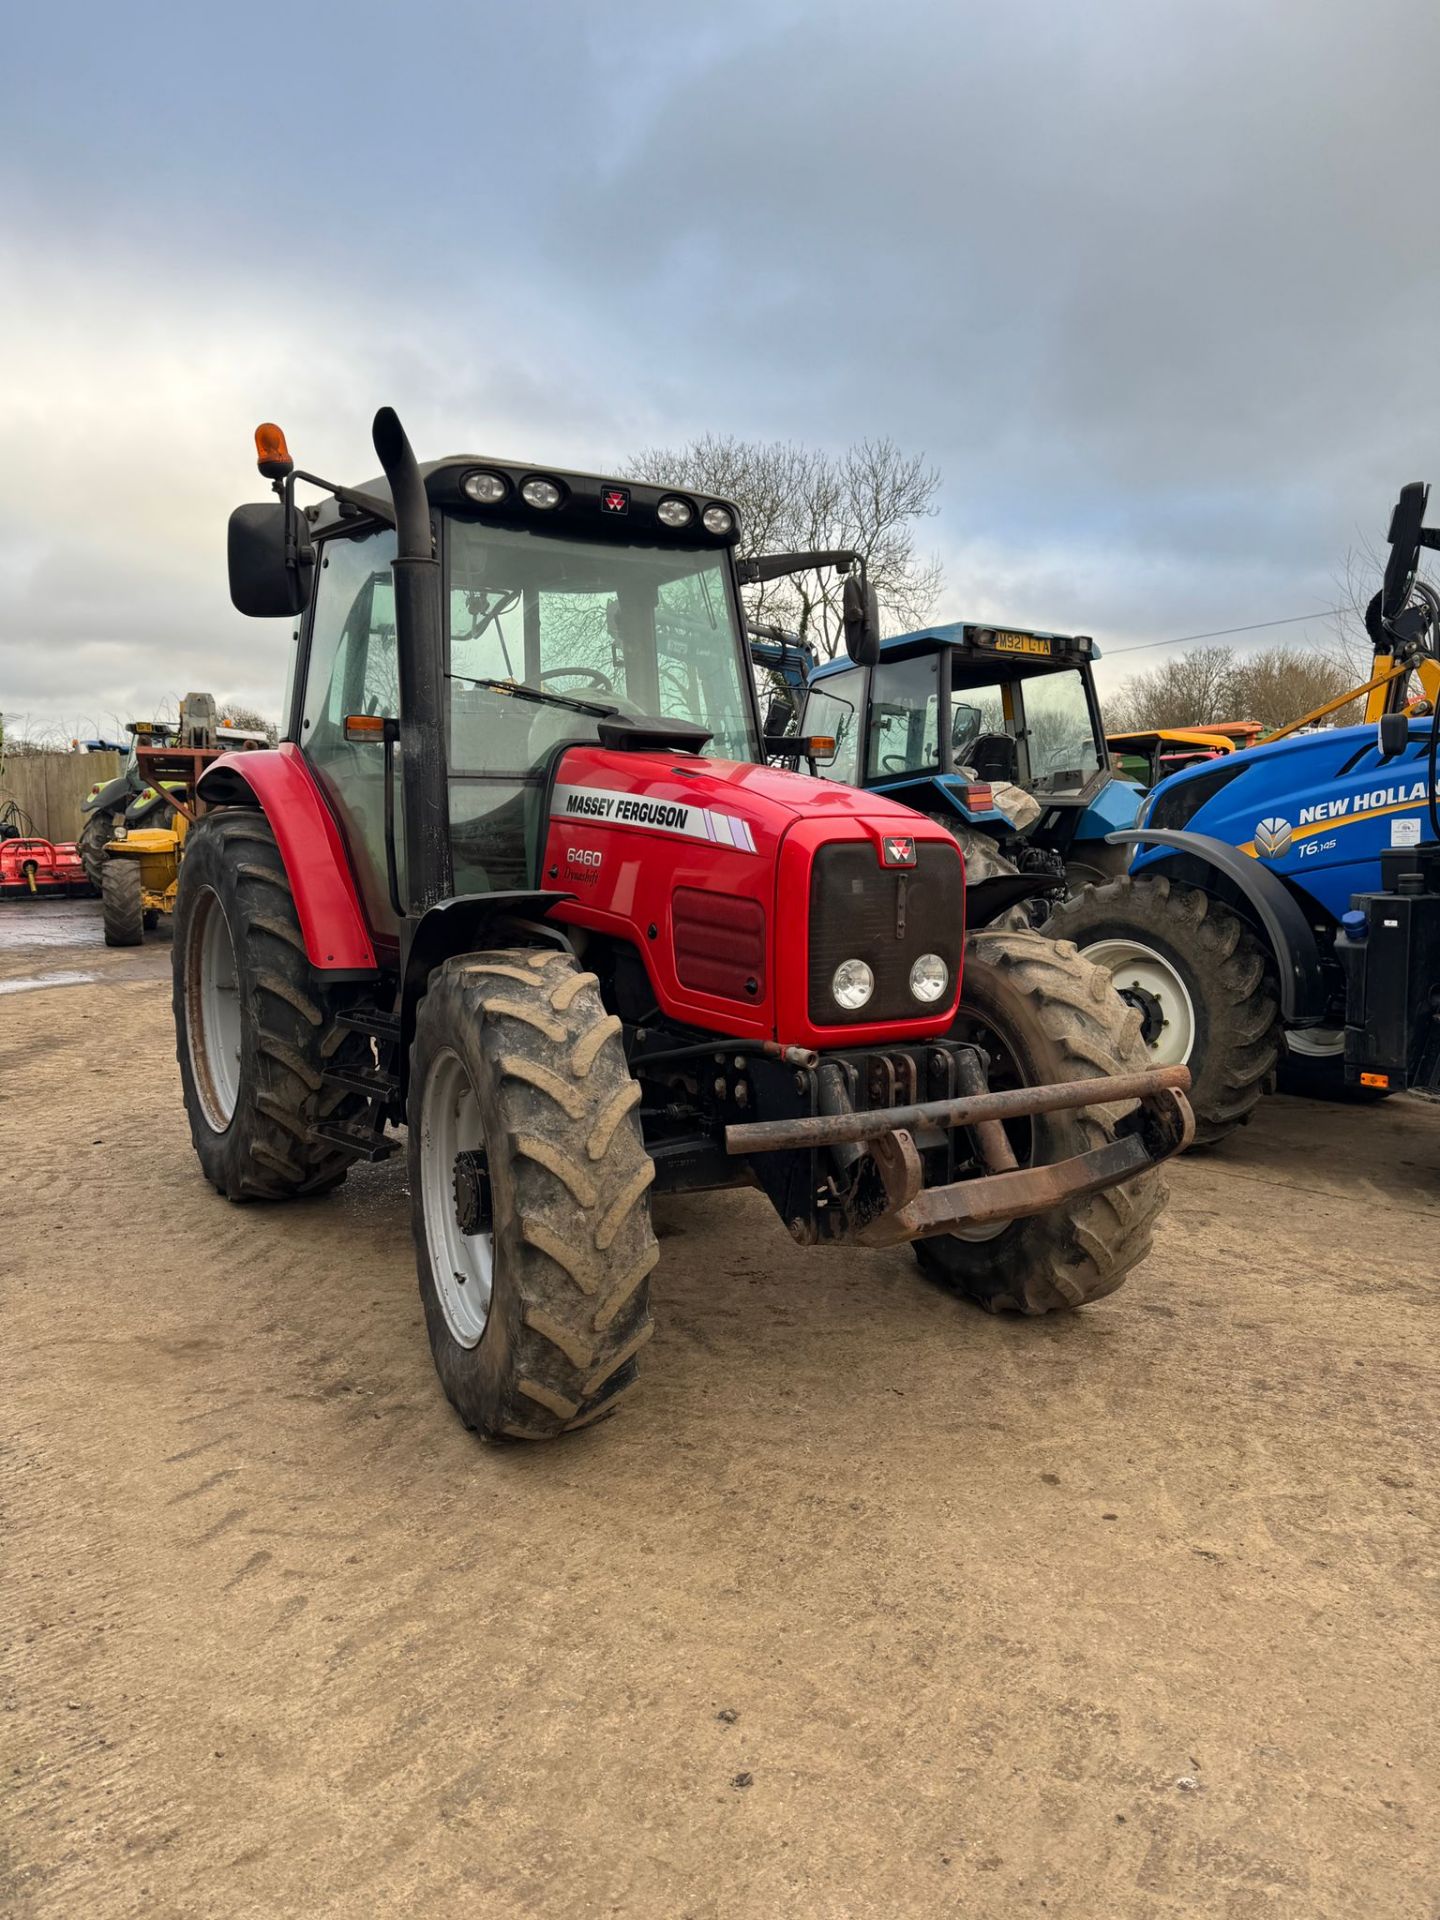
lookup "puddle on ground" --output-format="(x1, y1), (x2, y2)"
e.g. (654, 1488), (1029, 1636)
(0, 971), (98, 996)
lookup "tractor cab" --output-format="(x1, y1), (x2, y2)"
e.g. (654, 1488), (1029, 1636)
(799, 621), (1140, 897)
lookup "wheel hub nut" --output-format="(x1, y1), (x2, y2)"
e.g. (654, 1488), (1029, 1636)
(453, 1150), (491, 1237)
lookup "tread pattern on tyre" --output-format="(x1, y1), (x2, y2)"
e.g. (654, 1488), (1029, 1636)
(101, 859), (144, 947)
(409, 948), (658, 1441)
(916, 927), (1169, 1314)
(1045, 871), (1278, 1146)
(78, 811), (118, 892)
(172, 811), (371, 1201)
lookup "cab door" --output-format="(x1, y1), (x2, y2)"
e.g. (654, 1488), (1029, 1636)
(298, 526), (404, 945)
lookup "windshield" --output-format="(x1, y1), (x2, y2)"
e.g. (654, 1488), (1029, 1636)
(446, 518), (758, 774)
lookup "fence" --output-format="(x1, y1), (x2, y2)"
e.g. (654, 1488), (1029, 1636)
(0, 752), (122, 843)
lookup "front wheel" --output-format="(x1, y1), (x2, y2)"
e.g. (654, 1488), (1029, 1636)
(408, 949), (659, 1439)
(914, 928), (1168, 1313)
(1045, 873), (1279, 1146)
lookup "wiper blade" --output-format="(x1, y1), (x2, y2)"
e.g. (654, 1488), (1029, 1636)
(451, 677), (618, 718)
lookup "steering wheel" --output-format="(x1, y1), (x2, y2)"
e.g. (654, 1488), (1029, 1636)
(881, 754), (909, 772)
(539, 666), (615, 695)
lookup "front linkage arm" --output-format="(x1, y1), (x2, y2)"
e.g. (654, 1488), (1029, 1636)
(724, 1065), (1194, 1249)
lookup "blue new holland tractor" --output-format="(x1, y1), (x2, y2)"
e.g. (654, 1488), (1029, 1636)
(1048, 482), (1440, 1144)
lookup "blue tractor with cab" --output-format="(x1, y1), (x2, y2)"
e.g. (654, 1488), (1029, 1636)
(795, 618), (1143, 910)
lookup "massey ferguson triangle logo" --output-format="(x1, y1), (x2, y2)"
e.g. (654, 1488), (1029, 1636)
(1255, 816), (1293, 857)
(882, 835), (917, 867)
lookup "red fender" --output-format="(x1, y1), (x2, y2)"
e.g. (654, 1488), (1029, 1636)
(196, 743), (377, 971)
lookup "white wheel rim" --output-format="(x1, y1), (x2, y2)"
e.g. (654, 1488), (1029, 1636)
(1285, 1025), (1343, 1059)
(1082, 937), (1196, 1066)
(420, 1048), (494, 1349)
(187, 887), (243, 1130)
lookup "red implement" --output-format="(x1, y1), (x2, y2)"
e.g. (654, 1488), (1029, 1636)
(0, 837), (91, 898)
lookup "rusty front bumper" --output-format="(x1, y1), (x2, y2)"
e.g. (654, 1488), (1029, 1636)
(724, 1065), (1194, 1249)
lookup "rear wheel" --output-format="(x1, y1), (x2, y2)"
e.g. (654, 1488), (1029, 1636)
(914, 928), (1167, 1312)
(408, 949), (658, 1440)
(101, 859), (144, 947)
(78, 811), (118, 892)
(1045, 873), (1279, 1146)
(172, 810), (372, 1200)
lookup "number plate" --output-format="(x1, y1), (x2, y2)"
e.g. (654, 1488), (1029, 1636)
(992, 631), (1051, 656)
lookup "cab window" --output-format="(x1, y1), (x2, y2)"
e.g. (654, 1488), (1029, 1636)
(867, 653), (940, 779)
(801, 668), (863, 785)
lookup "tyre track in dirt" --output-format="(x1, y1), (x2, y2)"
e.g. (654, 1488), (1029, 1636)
(3, 903), (1438, 1919)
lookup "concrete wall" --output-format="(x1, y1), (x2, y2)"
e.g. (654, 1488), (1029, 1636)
(1, 752), (122, 843)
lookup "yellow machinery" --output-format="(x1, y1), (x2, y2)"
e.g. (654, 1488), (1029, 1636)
(101, 813), (189, 946)
(98, 697), (268, 946)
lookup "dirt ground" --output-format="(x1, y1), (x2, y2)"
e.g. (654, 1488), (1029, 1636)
(2, 900), (1437, 1920)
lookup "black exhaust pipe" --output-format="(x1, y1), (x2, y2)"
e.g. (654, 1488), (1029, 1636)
(372, 407), (452, 916)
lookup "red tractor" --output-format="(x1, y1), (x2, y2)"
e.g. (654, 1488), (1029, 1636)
(173, 411), (1192, 1440)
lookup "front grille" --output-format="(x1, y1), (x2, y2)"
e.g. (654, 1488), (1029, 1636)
(1147, 759), (1246, 832)
(807, 839), (963, 1024)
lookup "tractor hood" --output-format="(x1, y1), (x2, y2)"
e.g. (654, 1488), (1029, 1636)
(542, 742), (965, 1050)
(547, 743), (936, 852)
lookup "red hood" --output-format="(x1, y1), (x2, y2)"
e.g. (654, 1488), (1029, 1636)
(553, 746), (928, 835)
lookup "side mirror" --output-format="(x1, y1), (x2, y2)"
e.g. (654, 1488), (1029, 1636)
(1377, 711), (1410, 758)
(227, 501), (315, 618)
(762, 696), (794, 737)
(1381, 480), (1429, 622)
(842, 572), (881, 666)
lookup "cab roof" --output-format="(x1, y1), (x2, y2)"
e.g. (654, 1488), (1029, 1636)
(304, 456), (742, 551)
(810, 619), (1098, 683)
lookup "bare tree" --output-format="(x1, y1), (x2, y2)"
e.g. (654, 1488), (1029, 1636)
(1224, 648), (1365, 731)
(626, 435), (943, 658)
(1104, 642), (1366, 735)
(221, 702), (280, 745)
(1104, 647), (1239, 732)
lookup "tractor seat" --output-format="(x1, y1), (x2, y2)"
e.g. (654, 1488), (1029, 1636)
(969, 733), (1020, 784)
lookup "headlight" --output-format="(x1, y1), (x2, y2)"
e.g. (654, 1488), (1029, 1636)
(656, 495), (694, 529)
(702, 503), (734, 536)
(831, 958), (874, 1011)
(909, 953), (948, 1002)
(462, 470), (508, 505)
(521, 477), (562, 510)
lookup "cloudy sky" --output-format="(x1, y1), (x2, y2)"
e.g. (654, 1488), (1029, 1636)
(3, 0), (1438, 737)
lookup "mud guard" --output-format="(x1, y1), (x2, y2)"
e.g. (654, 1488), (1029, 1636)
(1107, 828), (1327, 1023)
(399, 890), (574, 1092)
(196, 744), (378, 971)
(966, 872), (1057, 927)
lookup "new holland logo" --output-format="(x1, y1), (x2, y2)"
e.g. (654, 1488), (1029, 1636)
(1255, 816), (1293, 858)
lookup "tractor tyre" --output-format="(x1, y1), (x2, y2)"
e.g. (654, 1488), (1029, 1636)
(1062, 840), (1130, 895)
(78, 811), (117, 892)
(101, 859), (145, 947)
(172, 810), (373, 1201)
(1044, 873), (1279, 1147)
(408, 949), (658, 1440)
(915, 928), (1168, 1313)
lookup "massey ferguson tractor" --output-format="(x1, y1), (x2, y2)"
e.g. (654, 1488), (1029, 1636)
(172, 410), (1192, 1441)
